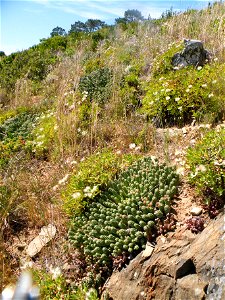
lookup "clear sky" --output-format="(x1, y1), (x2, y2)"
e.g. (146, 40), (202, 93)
(1, 0), (215, 55)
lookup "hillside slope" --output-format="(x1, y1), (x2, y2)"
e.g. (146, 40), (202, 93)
(0, 2), (225, 299)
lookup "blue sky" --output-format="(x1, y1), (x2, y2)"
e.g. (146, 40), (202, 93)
(1, 0), (215, 55)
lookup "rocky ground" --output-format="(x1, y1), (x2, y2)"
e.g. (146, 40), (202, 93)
(2, 123), (224, 298)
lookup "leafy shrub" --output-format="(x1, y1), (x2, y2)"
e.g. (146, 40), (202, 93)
(62, 149), (139, 215)
(152, 42), (183, 77)
(141, 62), (225, 126)
(0, 109), (39, 167)
(26, 110), (57, 158)
(186, 127), (225, 202)
(79, 68), (112, 105)
(0, 110), (38, 141)
(33, 269), (76, 300)
(69, 157), (179, 266)
(0, 109), (18, 125)
(119, 62), (144, 111)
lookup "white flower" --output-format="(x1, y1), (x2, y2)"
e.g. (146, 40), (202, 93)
(72, 192), (82, 199)
(92, 185), (98, 193)
(49, 265), (61, 280)
(196, 164), (207, 173)
(197, 66), (202, 70)
(166, 96), (170, 100)
(53, 185), (58, 191)
(214, 57), (218, 62)
(165, 88), (171, 93)
(208, 93), (214, 98)
(178, 106), (183, 111)
(153, 91), (158, 95)
(186, 88), (190, 93)
(202, 84), (207, 88)
(176, 167), (185, 176)
(70, 160), (77, 165)
(54, 125), (58, 130)
(212, 80), (217, 84)
(39, 128), (44, 132)
(159, 77), (164, 81)
(129, 143), (136, 149)
(84, 186), (91, 193)
(81, 131), (87, 136)
(175, 97), (180, 102)
(188, 84), (193, 88)
(58, 174), (69, 185)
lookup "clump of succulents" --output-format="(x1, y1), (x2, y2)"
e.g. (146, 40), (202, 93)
(185, 217), (205, 233)
(69, 156), (179, 266)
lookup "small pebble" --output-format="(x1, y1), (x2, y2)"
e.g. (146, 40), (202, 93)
(190, 207), (202, 216)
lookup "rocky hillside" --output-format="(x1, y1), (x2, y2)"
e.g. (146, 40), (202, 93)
(0, 2), (225, 299)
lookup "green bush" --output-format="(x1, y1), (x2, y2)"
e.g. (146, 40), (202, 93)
(141, 62), (225, 126)
(186, 127), (225, 201)
(69, 157), (179, 266)
(0, 109), (39, 167)
(119, 61), (144, 111)
(79, 68), (112, 105)
(152, 42), (183, 77)
(33, 269), (76, 300)
(25, 110), (57, 158)
(62, 149), (139, 215)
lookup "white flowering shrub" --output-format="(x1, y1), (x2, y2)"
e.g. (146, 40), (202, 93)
(26, 110), (57, 157)
(141, 52), (225, 126)
(69, 157), (179, 266)
(62, 149), (139, 215)
(187, 127), (225, 201)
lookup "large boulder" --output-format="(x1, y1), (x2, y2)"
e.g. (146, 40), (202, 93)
(172, 39), (210, 68)
(102, 213), (225, 300)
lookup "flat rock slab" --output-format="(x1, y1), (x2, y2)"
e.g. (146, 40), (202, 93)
(26, 224), (56, 257)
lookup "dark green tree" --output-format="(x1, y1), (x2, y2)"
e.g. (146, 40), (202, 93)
(50, 26), (66, 37)
(124, 9), (144, 22)
(0, 51), (6, 57)
(85, 19), (106, 32)
(69, 21), (87, 33)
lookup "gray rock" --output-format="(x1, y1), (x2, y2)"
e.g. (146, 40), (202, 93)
(172, 39), (210, 69)
(26, 224), (56, 257)
(103, 213), (225, 300)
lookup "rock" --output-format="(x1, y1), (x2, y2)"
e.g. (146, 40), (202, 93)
(172, 39), (210, 69)
(190, 207), (203, 216)
(26, 224), (56, 257)
(103, 213), (225, 300)
(142, 243), (154, 259)
(175, 274), (207, 300)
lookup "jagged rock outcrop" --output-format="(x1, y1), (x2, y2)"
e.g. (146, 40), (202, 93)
(172, 39), (210, 68)
(102, 213), (225, 300)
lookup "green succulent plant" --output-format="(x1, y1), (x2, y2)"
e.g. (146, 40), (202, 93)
(69, 156), (179, 266)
